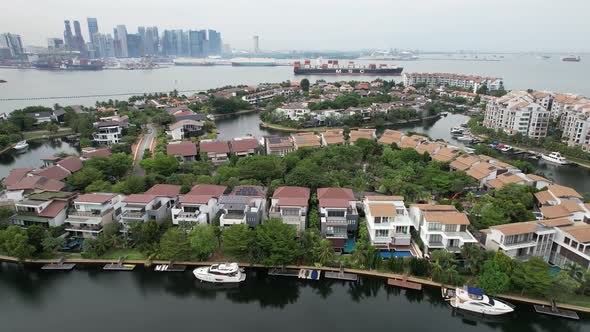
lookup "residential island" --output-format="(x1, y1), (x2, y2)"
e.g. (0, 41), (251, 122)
(0, 74), (590, 311)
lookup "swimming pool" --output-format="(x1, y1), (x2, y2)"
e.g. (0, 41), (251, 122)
(380, 251), (414, 258)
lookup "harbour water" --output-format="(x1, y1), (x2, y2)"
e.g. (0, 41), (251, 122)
(1, 53), (589, 111)
(0, 263), (587, 332)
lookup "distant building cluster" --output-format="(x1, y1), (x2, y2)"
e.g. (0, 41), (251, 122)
(1, 17), (225, 60)
(403, 72), (504, 93)
(483, 90), (590, 150)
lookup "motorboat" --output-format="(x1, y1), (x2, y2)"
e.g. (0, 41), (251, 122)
(541, 152), (569, 165)
(450, 126), (464, 135)
(456, 135), (474, 142)
(499, 145), (513, 153)
(442, 286), (515, 316)
(193, 263), (246, 283)
(13, 140), (29, 152)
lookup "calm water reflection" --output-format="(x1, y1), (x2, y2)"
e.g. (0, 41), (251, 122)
(0, 138), (79, 179)
(0, 263), (586, 332)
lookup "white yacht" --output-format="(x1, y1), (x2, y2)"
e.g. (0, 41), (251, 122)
(541, 152), (568, 165)
(499, 145), (513, 153)
(13, 140), (29, 152)
(450, 126), (464, 135)
(193, 263), (246, 283)
(442, 286), (515, 315)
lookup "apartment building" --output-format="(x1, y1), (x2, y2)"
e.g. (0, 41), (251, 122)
(559, 102), (590, 151)
(403, 72), (504, 93)
(483, 93), (550, 138)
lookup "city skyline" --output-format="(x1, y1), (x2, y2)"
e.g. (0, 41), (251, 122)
(2, 0), (590, 52)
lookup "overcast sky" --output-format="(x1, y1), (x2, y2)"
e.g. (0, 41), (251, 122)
(3, 0), (589, 52)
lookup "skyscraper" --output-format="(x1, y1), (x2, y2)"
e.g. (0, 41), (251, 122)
(189, 30), (207, 58)
(144, 27), (159, 56)
(253, 35), (260, 53)
(208, 29), (222, 56)
(95, 33), (115, 58)
(126, 33), (143, 58)
(72, 20), (88, 56)
(114, 25), (129, 58)
(64, 20), (74, 51)
(87, 18), (99, 58)
(0, 33), (24, 58)
(162, 30), (176, 56)
(47, 38), (64, 50)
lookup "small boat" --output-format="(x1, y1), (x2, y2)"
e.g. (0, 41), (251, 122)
(541, 152), (569, 165)
(13, 140), (29, 152)
(442, 286), (515, 316)
(456, 135), (474, 142)
(450, 126), (464, 135)
(0, 79), (6, 83)
(193, 263), (246, 283)
(440, 112), (449, 116)
(499, 145), (513, 153)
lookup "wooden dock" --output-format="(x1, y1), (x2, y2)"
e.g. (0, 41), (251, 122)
(103, 258), (136, 271)
(41, 257), (75, 271)
(534, 300), (580, 320)
(387, 275), (422, 290)
(324, 265), (358, 281)
(268, 268), (300, 277)
(155, 263), (187, 272)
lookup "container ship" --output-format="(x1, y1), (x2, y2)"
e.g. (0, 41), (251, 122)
(294, 60), (403, 75)
(33, 58), (104, 71)
(561, 55), (581, 62)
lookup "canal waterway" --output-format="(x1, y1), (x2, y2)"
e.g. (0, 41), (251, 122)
(0, 263), (587, 332)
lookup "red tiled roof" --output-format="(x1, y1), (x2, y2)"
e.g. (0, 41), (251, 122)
(317, 188), (354, 200)
(7, 175), (65, 192)
(187, 184), (227, 197)
(38, 200), (67, 218)
(76, 193), (117, 204)
(32, 165), (70, 181)
(199, 140), (230, 154)
(145, 184), (181, 197)
(231, 137), (259, 153)
(278, 197), (309, 207)
(179, 195), (215, 204)
(123, 194), (157, 204)
(272, 186), (311, 199)
(57, 156), (83, 173)
(4, 168), (33, 186)
(319, 198), (351, 208)
(167, 141), (197, 156)
(82, 147), (112, 158)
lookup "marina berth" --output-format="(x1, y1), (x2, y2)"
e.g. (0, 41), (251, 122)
(193, 263), (246, 283)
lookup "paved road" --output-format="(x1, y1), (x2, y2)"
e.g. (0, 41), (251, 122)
(132, 123), (156, 176)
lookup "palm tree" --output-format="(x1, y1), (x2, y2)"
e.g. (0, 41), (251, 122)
(313, 239), (335, 266)
(566, 262), (585, 282)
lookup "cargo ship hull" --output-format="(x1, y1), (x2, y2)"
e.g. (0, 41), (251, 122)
(294, 67), (403, 75)
(33, 63), (104, 71)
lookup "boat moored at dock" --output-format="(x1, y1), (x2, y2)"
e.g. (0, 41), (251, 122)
(442, 286), (515, 316)
(13, 140), (29, 152)
(541, 151), (569, 165)
(193, 263), (246, 283)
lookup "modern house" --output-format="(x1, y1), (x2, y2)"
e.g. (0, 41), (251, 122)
(275, 102), (311, 120)
(550, 223), (590, 271)
(219, 185), (266, 228)
(269, 186), (310, 233)
(120, 184), (181, 226)
(199, 140), (230, 164)
(317, 187), (359, 252)
(172, 184), (227, 225)
(349, 129), (376, 144)
(5, 174), (66, 201)
(169, 119), (203, 140)
(65, 193), (124, 238)
(409, 204), (477, 255)
(93, 119), (127, 145)
(80, 147), (112, 160)
(535, 184), (589, 222)
(12, 192), (74, 228)
(264, 136), (295, 156)
(378, 129), (404, 145)
(483, 220), (559, 261)
(167, 141), (198, 162)
(230, 137), (259, 157)
(320, 129), (345, 146)
(363, 195), (413, 249)
(291, 132), (322, 149)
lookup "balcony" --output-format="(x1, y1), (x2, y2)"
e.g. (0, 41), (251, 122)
(122, 210), (146, 220)
(65, 224), (102, 231)
(68, 207), (113, 218)
(220, 213), (245, 226)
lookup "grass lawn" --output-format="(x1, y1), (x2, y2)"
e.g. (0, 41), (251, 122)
(23, 128), (73, 140)
(100, 248), (147, 260)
